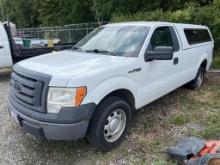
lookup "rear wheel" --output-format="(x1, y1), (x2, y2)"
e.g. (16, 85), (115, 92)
(187, 66), (205, 90)
(87, 96), (132, 152)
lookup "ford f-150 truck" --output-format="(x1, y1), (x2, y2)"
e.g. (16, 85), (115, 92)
(8, 22), (214, 151)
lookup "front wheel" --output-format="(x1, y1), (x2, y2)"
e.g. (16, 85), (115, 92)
(187, 67), (205, 90)
(87, 96), (132, 152)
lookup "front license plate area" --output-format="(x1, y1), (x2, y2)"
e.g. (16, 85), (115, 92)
(10, 111), (19, 124)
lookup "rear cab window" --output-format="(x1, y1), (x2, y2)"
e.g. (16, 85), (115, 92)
(184, 28), (212, 45)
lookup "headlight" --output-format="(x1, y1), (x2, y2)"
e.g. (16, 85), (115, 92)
(47, 87), (87, 113)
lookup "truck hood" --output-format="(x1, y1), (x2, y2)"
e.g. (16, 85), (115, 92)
(17, 50), (128, 86)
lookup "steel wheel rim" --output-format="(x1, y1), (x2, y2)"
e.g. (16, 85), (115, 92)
(104, 109), (126, 143)
(197, 72), (204, 87)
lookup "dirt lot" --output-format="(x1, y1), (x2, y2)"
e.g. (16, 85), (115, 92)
(0, 71), (220, 165)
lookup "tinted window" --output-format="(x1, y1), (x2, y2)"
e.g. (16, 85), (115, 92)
(150, 27), (173, 49)
(184, 29), (212, 45)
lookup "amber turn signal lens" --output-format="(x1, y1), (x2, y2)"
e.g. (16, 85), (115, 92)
(75, 87), (87, 106)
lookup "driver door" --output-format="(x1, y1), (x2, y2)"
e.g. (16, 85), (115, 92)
(138, 26), (182, 107)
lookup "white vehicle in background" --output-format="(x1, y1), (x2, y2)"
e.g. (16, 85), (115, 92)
(0, 22), (74, 69)
(8, 22), (214, 151)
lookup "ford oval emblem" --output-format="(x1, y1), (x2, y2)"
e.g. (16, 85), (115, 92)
(14, 83), (22, 93)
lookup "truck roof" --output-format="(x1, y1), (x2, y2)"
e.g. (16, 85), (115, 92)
(105, 21), (208, 29)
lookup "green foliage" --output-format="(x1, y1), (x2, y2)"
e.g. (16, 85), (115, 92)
(91, 0), (213, 22)
(1, 0), (94, 27)
(152, 160), (167, 165)
(2, 0), (40, 27)
(0, 0), (216, 27)
(200, 121), (220, 139)
(0, 0), (220, 57)
(212, 53), (220, 68)
(193, 111), (220, 139)
(112, 3), (220, 51)
(168, 113), (190, 126)
(37, 0), (94, 26)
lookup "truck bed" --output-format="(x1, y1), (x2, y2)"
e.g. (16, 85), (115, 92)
(3, 23), (74, 62)
(15, 43), (74, 58)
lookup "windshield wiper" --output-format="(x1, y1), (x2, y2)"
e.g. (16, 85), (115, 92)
(86, 49), (117, 56)
(72, 46), (82, 51)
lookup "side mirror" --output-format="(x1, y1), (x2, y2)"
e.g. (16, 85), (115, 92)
(145, 46), (174, 62)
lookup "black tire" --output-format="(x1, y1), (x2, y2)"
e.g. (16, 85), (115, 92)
(187, 66), (205, 90)
(87, 96), (132, 152)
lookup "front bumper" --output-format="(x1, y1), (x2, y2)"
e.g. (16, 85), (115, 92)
(8, 98), (96, 140)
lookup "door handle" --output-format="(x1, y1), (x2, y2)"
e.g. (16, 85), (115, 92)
(173, 57), (179, 65)
(0, 46), (4, 49)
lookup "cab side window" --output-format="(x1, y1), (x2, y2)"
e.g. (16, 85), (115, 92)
(150, 27), (173, 50)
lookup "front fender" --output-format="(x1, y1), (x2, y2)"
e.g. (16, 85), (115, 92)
(84, 76), (138, 107)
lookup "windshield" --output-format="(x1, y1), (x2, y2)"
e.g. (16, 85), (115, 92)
(75, 25), (150, 57)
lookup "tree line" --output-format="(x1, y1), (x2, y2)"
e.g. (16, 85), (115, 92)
(0, 0), (215, 27)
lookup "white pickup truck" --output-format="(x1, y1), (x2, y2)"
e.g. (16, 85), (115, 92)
(8, 22), (214, 151)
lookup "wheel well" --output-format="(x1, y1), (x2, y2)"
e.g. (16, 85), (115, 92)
(201, 60), (207, 70)
(102, 89), (135, 110)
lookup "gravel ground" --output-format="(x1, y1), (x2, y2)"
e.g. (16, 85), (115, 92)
(0, 71), (219, 165)
(0, 71), (94, 165)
